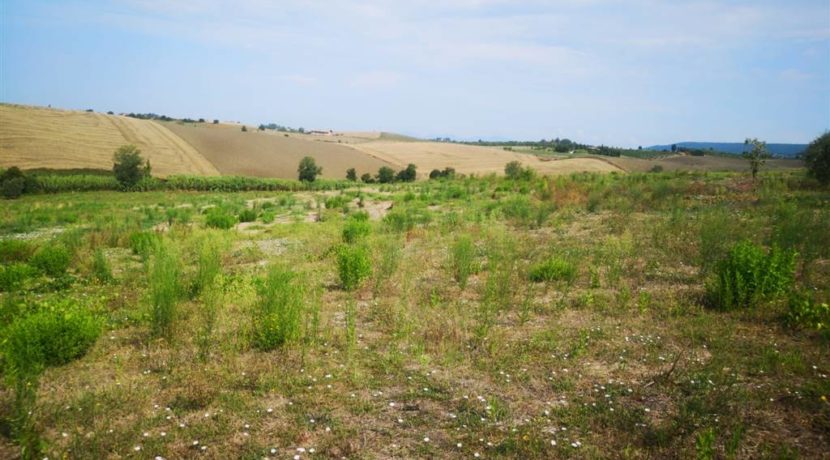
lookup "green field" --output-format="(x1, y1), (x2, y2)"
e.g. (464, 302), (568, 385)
(1, 171), (828, 459)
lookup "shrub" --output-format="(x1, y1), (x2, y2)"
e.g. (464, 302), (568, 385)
(298, 156), (323, 182)
(360, 173), (374, 183)
(148, 240), (181, 339)
(505, 161), (534, 180)
(396, 163), (417, 182)
(0, 263), (36, 292)
(529, 257), (577, 283)
(3, 302), (102, 378)
(0, 239), (34, 263)
(92, 248), (113, 283)
(112, 144), (151, 188)
(346, 168), (357, 181)
(342, 219), (371, 244)
(707, 241), (796, 310)
(252, 266), (305, 350)
(205, 208), (237, 229)
(2, 177), (25, 199)
(451, 235), (476, 289)
(30, 245), (71, 277)
(804, 131), (830, 185)
(372, 236), (402, 297)
(337, 244), (371, 291)
(786, 291), (829, 339)
(238, 208), (258, 223)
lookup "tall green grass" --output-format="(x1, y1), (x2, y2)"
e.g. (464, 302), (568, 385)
(252, 265), (305, 350)
(147, 240), (182, 339)
(450, 235), (476, 289)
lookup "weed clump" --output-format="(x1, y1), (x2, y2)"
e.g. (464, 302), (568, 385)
(129, 230), (159, 260)
(205, 208), (237, 229)
(30, 245), (71, 277)
(0, 263), (36, 292)
(450, 235), (476, 289)
(342, 218), (371, 244)
(337, 244), (371, 291)
(708, 240), (796, 310)
(238, 207), (258, 223)
(786, 291), (829, 339)
(529, 257), (577, 283)
(252, 265), (305, 350)
(91, 248), (113, 283)
(0, 239), (34, 263)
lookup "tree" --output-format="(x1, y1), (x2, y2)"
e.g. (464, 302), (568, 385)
(429, 169), (442, 180)
(241, 125), (248, 132)
(804, 132), (830, 185)
(377, 166), (396, 183)
(743, 138), (770, 180)
(298, 156), (323, 182)
(113, 144), (150, 188)
(360, 173), (374, 183)
(346, 168), (357, 181)
(396, 163), (417, 182)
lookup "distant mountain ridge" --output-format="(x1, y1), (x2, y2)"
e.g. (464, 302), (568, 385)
(646, 142), (807, 158)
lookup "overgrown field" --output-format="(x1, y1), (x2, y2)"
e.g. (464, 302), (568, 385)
(0, 171), (828, 459)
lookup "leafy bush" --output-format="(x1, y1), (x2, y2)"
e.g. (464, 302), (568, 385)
(396, 163), (417, 182)
(451, 235), (476, 289)
(505, 161), (534, 180)
(148, 240), (181, 339)
(786, 291), (829, 339)
(803, 131), (829, 185)
(2, 177), (25, 199)
(252, 266), (305, 350)
(529, 257), (577, 283)
(377, 166), (396, 184)
(205, 208), (237, 229)
(238, 208), (258, 223)
(0, 263), (36, 292)
(112, 144), (151, 188)
(2, 302), (102, 379)
(337, 244), (371, 291)
(346, 168), (357, 181)
(30, 245), (71, 277)
(707, 241), (796, 310)
(0, 239), (34, 263)
(342, 219), (371, 244)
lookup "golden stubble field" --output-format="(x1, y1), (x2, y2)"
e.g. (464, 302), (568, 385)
(0, 104), (220, 177)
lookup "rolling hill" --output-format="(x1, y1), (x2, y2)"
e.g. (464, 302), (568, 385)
(0, 104), (219, 176)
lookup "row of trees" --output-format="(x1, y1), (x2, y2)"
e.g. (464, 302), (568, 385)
(345, 164), (417, 184)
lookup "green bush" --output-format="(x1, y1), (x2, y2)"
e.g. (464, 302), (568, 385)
(528, 257), (577, 283)
(112, 144), (151, 188)
(205, 208), (237, 229)
(0, 239), (34, 263)
(337, 244), (372, 291)
(3, 304), (102, 378)
(804, 131), (830, 185)
(129, 230), (159, 260)
(786, 291), (829, 339)
(148, 240), (181, 339)
(30, 245), (71, 277)
(190, 237), (222, 299)
(708, 241), (796, 310)
(238, 208), (258, 223)
(342, 219), (371, 244)
(2, 177), (25, 199)
(252, 266), (305, 350)
(0, 263), (36, 292)
(451, 235), (476, 289)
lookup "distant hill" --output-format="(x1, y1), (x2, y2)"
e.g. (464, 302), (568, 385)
(646, 142), (807, 158)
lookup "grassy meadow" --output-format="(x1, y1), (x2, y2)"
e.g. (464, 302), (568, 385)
(0, 170), (828, 459)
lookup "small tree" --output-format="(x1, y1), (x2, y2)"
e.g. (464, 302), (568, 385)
(504, 160), (523, 179)
(241, 125), (248, 132)
(804, 132), (830, 185)
(360, 173), (374, 183)
(346, 168), (357, 181)
(396, 163), (417, 182)
(298, 156), (323, 182)
(113, 145), (150, 188)
(377, 166), (396, 183)
(743, 138), (770, 180)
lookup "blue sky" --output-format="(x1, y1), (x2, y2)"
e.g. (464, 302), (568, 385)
(2, 0), (828, 146)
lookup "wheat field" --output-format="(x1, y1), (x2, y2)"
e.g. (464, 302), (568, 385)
(0, 104), (219, 176)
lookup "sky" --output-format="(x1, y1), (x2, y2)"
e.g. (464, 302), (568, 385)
(1, 0), (828, 147)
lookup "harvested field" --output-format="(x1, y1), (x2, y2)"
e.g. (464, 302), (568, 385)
(350, 140), (623, 176)
(164, 122), (395, 179)
(0, 104), (219, 176)
(600, 153), (803, 173)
